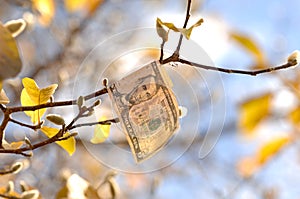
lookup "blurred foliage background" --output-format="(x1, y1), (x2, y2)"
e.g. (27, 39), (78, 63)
(1, 0), (300, 198)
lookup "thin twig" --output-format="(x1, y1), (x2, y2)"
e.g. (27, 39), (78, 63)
(7, 87), (107, 113)
(0, 117), (118, 156)
(69, 118), (120, 130)
(0, 115), (10, 148)
(0, 129), (64, 155)
(9, 118), (42, 131)
(0, 104), (6, 111)
(178, 58), (295, 76)
(159, 40), (166, 63)
(0, 168), (15, 175)
(174, 0), (192, 55)
(57, 133), (77, 141)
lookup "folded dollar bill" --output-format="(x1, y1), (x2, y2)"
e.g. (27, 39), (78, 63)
(108, 61), (180, 163)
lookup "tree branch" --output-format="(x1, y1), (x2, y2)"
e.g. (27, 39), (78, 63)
(177, 58), (296, 76)
(9, 118), (42, 131)
(7, 87), (108, 113)
(68, 118), (120, 130)
(174, 0), (192, 55)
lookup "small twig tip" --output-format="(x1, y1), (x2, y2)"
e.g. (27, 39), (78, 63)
(288, 50), (300, 66)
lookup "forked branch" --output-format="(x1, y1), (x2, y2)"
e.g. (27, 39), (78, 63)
(160, 0), (299, 75)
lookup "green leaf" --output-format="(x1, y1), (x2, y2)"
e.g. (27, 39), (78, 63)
(20, 77), (58, 124)
(77, 96), (84, 108)
(46, 114), (65, 125)
(90, 116), (111, 144)
(4, 19), (27, 38)
(41, 126), (76, 156)
(0, 22), (22, 81)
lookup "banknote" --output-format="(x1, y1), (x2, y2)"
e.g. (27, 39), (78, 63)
(108, 61), (180, 163)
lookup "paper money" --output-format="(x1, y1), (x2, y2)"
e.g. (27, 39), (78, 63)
(108, 61), (180, 163)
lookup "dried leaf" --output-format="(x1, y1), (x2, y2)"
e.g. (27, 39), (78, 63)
(41, 126), (76, 156)
(90, 116), (111, 144)
(32, 0), (55, 26)
(257, 136), (290, 164)
(0, 88), (10, 104)
(156, 18), (169, 42)
(21, 77), (57, 124)
(4, 19), (27, 38)
(0, 22), (22, 81)
(2, 140), (24, 150)
(239, 93), (272, 133)
(230, 32), (266, 67)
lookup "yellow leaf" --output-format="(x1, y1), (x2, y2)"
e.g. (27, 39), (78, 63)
(2, 140), (24, 150)
(239, 93), (272, 133)
(289, 106), (300, 126)
(156, 18), (203, 40)
(21, 89), (46, 124)
(257, 136), (290, 164)
(230, 32), (266, 67)
(0, 22), (22, 81)
(86, 0), (104, 15)
(64, 0), (86, 12)
(237, 136), (291, 178)
(20, 77), (57, 124)
(181, 18), (204, 39)
(64, 0), (103, 15)
(32, 0), (55, 26)
(90, 116), (111, 144)
(41, 126), (76, 156)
